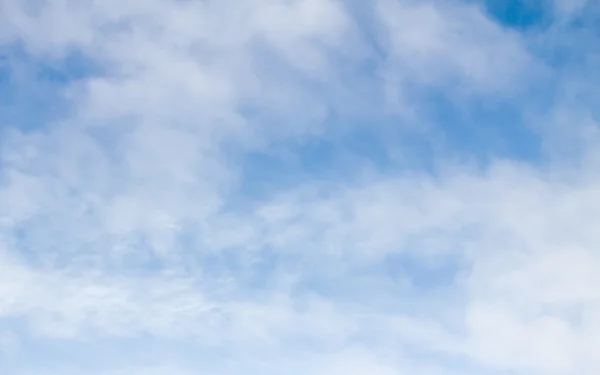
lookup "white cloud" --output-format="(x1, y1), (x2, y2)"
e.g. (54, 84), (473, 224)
(376, 0), (534, 96)
(1, 1), (600, 375)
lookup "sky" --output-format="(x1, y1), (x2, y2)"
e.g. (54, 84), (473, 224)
(1, 0), (600, 374)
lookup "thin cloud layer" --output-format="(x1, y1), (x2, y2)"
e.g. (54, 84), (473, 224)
(1, 0), (599, 374)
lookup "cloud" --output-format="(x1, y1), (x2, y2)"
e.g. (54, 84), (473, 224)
(377, 0), (533, 93)
(1, 0), (600, 374)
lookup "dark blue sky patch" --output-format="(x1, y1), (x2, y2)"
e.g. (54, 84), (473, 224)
(34, 49), (97, 84)
(481, 0), (553, 30)
(414, 87), (544, 167)
(235, 128), (396, 203)
(235, 100), (539, 204)
(0, 43), (100, 132)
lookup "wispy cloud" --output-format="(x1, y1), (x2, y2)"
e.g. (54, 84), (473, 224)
(1, 0), (600, 374)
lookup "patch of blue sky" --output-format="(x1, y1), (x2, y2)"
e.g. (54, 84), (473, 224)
(417, 88), (544, 165)
(0, 42), (98, 133)
(482, 0), (600, 71)
(482, 0), (552, 30)
(237, 129), (392, 197)
(233, 5), (557, 203)
(237, 88), (542, 204)
(234, 49), (400, 199)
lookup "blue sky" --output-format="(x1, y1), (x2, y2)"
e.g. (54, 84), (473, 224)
(1, 0), (600, 374)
